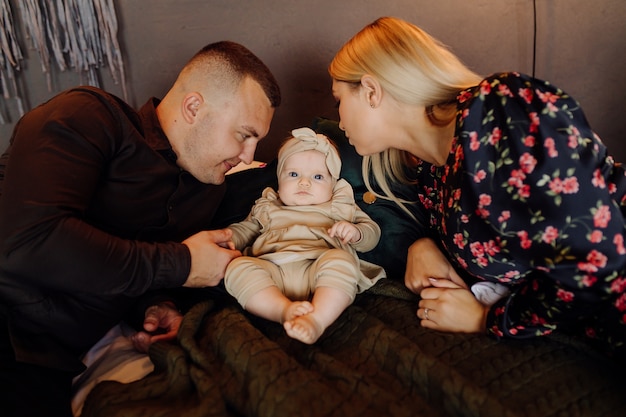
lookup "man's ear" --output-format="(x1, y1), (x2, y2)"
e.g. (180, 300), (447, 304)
(181, 92), (203, 123)
(360, 75), (381, 108)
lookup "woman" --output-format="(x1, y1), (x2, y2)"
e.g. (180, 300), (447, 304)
(329, 16), (626, 362)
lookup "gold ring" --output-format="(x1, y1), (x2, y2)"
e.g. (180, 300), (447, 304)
(424, 308), (430, 320)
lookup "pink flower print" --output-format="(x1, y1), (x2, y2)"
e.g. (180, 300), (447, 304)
(490, 325), (504, 337)
(544, 137), (558, 157)
(470, 241), (485, 258)
(484, 240), (500, 256)
(455, 255), (468, 269)
(593, 205), (611, 228)
(476, 207), (490, 219)
(418, 194), (435, 209)
(498, 210), (511, 223)
(580, 275), (598, 287)
(548, 178), (563, 194)
(477, 256), (489, 267)
(461, 214), (469, 223)
(614, 234), (626, 255)
(562, 177), (579, 194)
(480, 80), (492, 96)
(542, 226), (559, 244)
(469, 131), (480, 151)
(589, 230), (603, 243)
(578, 261), (599, 273)
(615, 293), (626, 312)
(587, 249), (608, 269)
(585, 327), (597, 338)
(529, 112), (540, 133)
(519, 184), (531, 199)
(453, 233), (465, 249)
(610, 277), (626, 293)
(478, 194), (492, 207)
(458, 90), (473, 103)
(474, 169), (487, 183)
(592, 169), (606, 189)
(519, 152), (537, 174)
(608, 182), (617, 194)
(519, 87), (534, 104)
(488, 127), (502, 145)
(453, 188), (462, 201)
(530, 313), (547, 325)
(476, 194), (492, 218)
(547, 102), (559, 114)
(523, 135), (536, 147)
(518, 230), (532, 249)
(502, 270), (519, 283)
(568, 135), (578, 149)
(537, 90), (559, 104)
(548, 176), (578, 194)
(508, 169), (526, 188)
(557, 288), (574, 302)
(497, 84), (513, 97)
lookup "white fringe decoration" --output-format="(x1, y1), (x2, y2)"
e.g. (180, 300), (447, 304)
(0, 0), (127, 124)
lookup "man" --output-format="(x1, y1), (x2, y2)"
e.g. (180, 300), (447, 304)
(0, 40), (281, 417)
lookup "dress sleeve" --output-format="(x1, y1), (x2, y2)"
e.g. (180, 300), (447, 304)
(456, 73), (626, 339)
(0, 90), (189, 296)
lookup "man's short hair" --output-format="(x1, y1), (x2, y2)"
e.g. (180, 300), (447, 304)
(185, 41), (281, 108)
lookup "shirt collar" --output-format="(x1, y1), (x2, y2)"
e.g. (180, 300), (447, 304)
(138, 97), (178, 163)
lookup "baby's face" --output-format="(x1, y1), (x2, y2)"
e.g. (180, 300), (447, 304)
(278, 150), (334, 206)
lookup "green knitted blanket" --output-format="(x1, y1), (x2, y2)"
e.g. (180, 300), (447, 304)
(81, 280), (625, 417)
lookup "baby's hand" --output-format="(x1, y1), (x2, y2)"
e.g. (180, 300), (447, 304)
(219, 228), (236, 250)
(328, 221), (361, 244)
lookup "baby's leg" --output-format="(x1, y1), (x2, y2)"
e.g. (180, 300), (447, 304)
(284, 286), (351, 344)
(284, 249), (359, 344)
(245, 287), (315, 325)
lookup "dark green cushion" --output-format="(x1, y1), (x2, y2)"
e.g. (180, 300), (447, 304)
(213, 118), (427, 279)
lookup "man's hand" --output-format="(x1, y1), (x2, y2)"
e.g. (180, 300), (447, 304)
(131, 301), (183, 353)
(182, 228), (241, 287)
(404, 237), (467, 295)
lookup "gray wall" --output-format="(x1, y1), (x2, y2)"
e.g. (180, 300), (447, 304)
(1, 0), (625, 163)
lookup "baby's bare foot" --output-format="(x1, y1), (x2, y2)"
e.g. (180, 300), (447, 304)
(282, 301), (314, 323)
(284, 314), (324, 344)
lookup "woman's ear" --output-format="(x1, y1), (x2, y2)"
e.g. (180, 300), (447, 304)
(181, 92), (204, 123)
(360, 75), (381, 108)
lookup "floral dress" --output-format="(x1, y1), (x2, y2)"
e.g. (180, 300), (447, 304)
(418, 72), (626, 358)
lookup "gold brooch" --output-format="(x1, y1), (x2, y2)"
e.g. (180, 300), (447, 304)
(363, 191), (377, 204)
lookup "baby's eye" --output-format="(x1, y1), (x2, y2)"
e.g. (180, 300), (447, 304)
(314, 174), (324, 180)
(288, 171), (298, 177)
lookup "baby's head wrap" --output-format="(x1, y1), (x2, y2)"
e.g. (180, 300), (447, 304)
(277, 127), (341, 179)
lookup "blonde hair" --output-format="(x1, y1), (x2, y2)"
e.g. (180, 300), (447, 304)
(329, 16), (482, 220)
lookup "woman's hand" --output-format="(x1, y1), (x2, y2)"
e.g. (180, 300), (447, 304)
(418, 278), (489, 333)
(130, 301), (183, 352)
(404, 237), (467, 294)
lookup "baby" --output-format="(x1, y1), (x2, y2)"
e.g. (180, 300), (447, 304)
(224, 127), (385, 344)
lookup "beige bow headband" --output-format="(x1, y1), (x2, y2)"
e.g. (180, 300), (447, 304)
(277, 127), (341, 179)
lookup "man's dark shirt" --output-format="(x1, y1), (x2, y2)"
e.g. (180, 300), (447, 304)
(0, 87), (226, 372)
